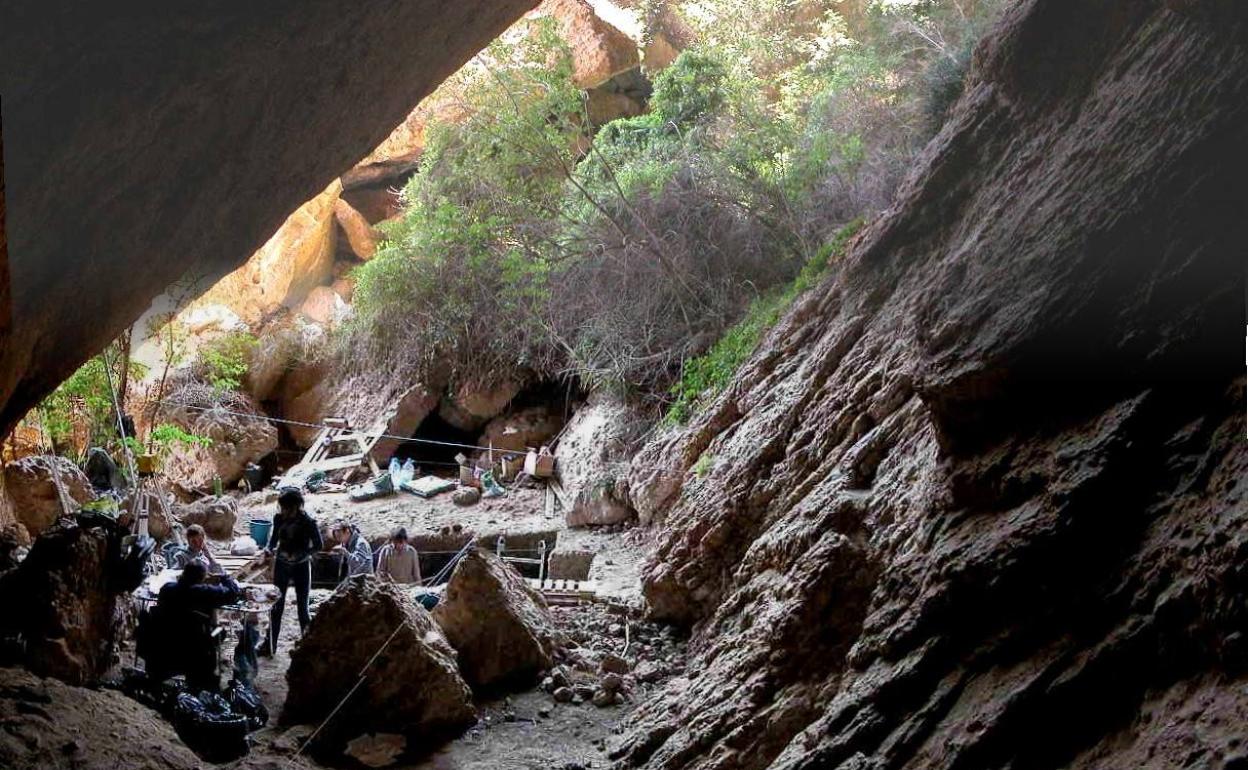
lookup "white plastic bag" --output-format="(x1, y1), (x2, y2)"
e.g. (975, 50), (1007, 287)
(231, 536), (259, 556)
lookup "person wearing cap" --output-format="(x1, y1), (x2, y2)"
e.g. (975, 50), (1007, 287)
(259, 488), (322, 656)
(376, 526), (421, 585)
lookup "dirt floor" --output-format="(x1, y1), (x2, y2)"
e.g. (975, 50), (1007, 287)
(219, 482), (676, 769)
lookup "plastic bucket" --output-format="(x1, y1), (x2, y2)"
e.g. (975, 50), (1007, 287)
(249, 518), (272, 547)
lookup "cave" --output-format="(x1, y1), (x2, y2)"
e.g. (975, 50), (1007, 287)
(391, 412), (481, 474)
(1, 1), (1246, 769)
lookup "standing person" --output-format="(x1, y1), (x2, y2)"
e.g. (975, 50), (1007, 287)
(259, 489), (322, 656)
(376, 527), (421, 585)
(330, 521), (373, 578)
(171, 524), (225, 575)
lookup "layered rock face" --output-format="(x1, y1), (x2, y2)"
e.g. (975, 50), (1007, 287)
(0, 0), (540, 436)
(617, 3), (1248, 769)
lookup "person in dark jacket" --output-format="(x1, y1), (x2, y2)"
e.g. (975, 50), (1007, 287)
(259, 488), (322, 656)
(147, 561), (242, 691)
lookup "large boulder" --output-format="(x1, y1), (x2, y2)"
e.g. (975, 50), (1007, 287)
(298, 285), (350, 327)
(557, 398), (642, 527)
(369, 382), (442, 463)
(438, 378), (523, 432)
(3, 456), (94, 537)
(433, 549), (561, 689)
(530, 0), (640, 89)
(175, 495), (238, 540)
(161, 389), (279, 493)
(0, 523), (129, 685)
(285, 576), (475, 747)
(334, 198), (381, 260)
(191, 180), (343, 326)
(479, 405), (564, 455)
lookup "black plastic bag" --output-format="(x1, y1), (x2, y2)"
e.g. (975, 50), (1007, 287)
(224, 679), (269, 731)
(171, 690), (250, 762)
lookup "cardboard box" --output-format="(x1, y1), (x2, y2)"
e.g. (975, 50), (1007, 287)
(523, 447), (556, 478)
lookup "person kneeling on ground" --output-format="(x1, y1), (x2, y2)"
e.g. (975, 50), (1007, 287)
(259, 489), (322, 657)
(376, 527), (421, 585)
(146, 562), (242, 692)
(331, 520), (373, 578)
(171, 524), (224, 575)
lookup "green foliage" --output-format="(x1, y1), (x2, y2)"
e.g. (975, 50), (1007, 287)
(36, 341), (147, 453)
(147, 423), (213, 456)
(692, 452), (716, 478)
(198, 331), (257, 393)
(664, 219), (863, 424)
(348, 21), (582, 381)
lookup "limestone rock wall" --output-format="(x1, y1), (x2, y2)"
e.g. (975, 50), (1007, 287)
(0, 0), (541, 436)
(616, 2), (1248, 768)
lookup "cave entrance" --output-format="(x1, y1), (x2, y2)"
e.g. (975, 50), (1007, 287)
(392, 411), (479, 476)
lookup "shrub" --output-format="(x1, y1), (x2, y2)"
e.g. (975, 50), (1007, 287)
(198, 331), (257, 393)
(664, 219), (863, 424)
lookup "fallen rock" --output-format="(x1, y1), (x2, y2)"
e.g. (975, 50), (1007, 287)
(479, 405), (563, 454)
(285, 576), (475, 747)
(433, 549), (561, 689)
(161, 388), (279, 492)
(299, 285), (350, 327)
(600, 672), (624, 692)
(556, 397), (642, 528)
(452, 487), (481, 506)
(553, 686), (574, 703)
(439, 378), (523, 432)
(344, 732), (406, 768)
(332, 277), (355, 302)
(591, 689), (618, 708)
(548, 549), (595, 581)
(0, 522), (129, 685)
(334, 197), (381, 260)
(3, 456), (94, 536)
(530, 0), (639, 88)
(599, 653), (629, 675)
(174, 495), (238, 540)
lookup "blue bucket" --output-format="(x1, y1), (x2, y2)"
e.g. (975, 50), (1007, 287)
(249, 518), (272, 547)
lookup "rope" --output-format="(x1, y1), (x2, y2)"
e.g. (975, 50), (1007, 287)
(423, 539), (475, 587)
(101, 349), (140, 483)
(156, 399), (516, 454)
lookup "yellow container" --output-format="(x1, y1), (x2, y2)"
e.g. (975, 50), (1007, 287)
(136, 454), (158, 475)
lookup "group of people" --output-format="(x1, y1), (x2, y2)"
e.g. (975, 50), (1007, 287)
(258, 488), (424, 653)
(147, 487), (426, 683)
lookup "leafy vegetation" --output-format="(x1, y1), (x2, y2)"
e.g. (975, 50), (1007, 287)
(341, 0), (1002, 421)
(197, 331), (257, 393)
(665, 219), (863, 424)
(34, 341), (147, 456)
